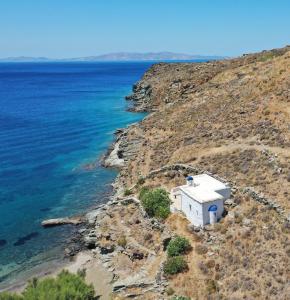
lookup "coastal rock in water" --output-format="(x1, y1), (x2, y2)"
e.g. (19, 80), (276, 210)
(41, 217), (82, 227)
(103, 141), (125, 168)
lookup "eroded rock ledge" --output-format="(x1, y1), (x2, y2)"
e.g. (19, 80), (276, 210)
(103, 126), (143, 170)
(41, 217), (83, 227)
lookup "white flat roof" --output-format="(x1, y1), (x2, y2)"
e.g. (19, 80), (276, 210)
(193, 174), (228, 190)
(178, 174), (228, 203)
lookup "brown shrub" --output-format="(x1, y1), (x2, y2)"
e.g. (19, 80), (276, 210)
(117, 235), (127, 248)
(281, 222), (290, 234)
(213, 223), (222, 232)
(197, 261), (208, 274)
(235, 214), (243, 224)
(206, 279), (218, 294)
(165, 287), (175, 296)
(206, 259), (216, 268)
(144, 232), (153, 241)
(195, 244), (208, 255)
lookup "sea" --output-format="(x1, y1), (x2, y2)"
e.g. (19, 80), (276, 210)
(0, 62), (151, 288)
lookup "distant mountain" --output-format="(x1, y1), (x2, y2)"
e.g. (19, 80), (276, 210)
(0, 52), (226, 62)
(0, 56), (51, 62)
(67, 52), (226, 61)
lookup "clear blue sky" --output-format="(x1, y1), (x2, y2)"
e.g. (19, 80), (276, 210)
(0, 0), (289, 58)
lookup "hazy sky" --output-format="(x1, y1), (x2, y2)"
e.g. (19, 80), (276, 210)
(0, 0), (289, 58)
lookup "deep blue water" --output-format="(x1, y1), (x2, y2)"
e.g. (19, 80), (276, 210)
(0, 62), (151, 286)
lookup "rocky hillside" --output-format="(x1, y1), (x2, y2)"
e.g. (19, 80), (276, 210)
(122, 46), (290, 208)
(109, 46), (290, 299)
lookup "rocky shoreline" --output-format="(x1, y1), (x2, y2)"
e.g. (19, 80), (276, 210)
(125, 81), (153, 112)
(61, 79), (175, 298)
(102, 126), (142, 169)
(23, 78), (167, 298)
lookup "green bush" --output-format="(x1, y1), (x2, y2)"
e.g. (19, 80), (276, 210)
(156, 205), (171, 219)
(0, 293), (23, 300)
(139, 186), (150, 200)
(171, 296), (191, 300)
(123, 188), (133, 196)
(167, 236), (191, 257)
(139, 188), (171, 219)
(0, 270), (95, 300)
(163, 256), (188, 275)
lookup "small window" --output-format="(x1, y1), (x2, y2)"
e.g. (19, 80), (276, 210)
(189, 204), (192, 211)
(196, 210), (198, 216)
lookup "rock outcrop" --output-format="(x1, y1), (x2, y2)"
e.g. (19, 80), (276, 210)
(126, 82), (152, 111)
(41, 217), (83, 227)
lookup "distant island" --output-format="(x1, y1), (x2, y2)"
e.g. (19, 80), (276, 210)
(0, 52), (226, 62)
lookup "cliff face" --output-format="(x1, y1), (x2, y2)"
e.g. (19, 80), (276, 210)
(126, 46), (290, 112)
(114, 46), (290, 299)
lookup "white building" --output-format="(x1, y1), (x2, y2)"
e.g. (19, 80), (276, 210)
(170, 174), (231, 227)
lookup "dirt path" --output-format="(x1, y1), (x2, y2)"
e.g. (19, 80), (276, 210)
(195, 141), (290, 161)
(114, 211), (156, 256)
(166, 213), (208, 297)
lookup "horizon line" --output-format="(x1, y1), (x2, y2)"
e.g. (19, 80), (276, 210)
(0, 51), (229, 61)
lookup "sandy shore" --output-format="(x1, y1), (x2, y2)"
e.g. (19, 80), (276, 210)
(65, 251), (113, 300)
(1, 250), (113, 300)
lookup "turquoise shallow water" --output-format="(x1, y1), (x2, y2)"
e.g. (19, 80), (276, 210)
(0, 62), (151, 286)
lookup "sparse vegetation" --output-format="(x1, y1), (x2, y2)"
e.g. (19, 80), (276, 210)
(167, 236), (191, 257)
(171, 296), (191, 300)
(0, 270), (95, 300)
(164, 256), (188, 275)
(258, 52), (276, 62)
(139, 187), (171, 219)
